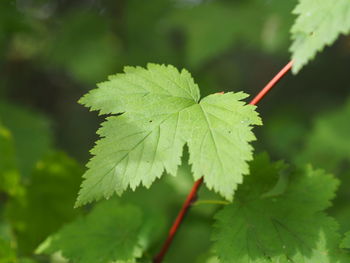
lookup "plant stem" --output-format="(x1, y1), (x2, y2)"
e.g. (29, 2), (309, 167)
(153, 60), (294, 263)
(250, 60), (294, 105)
(153, 177), (203, 263)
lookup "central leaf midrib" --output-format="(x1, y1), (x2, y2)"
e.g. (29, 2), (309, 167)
(198, 103), (225, 173)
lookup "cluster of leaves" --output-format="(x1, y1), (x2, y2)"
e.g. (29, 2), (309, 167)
(1, 0), (350, 263)
(33, 60), (350, 262)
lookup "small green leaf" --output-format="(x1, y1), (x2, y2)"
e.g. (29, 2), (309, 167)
(37, 200), (144, 263)
(77, 64), (261, 206)
(290, 0), (350, 73)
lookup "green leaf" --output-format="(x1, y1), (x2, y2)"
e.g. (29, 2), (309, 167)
(329, 170), (350, 235)
(213, 154), (346, 263)
(290, 0), (350, 73)
(0, 238), (17, 263)
(79, 63), (200, 115)
(6, 152), (82, 254)
(294, 99), (350, 234)
(0, 124), (23, 197)
(0, 238), (37, 263)
(37, 200), (145, 263)
(119, 176), (184, 246)
(181, 92), (262, 199)
(0, 101), (53, 177)
(77, 64), (261, 206)
(341, 232), (350, 249)
(296, 99), (350, 171)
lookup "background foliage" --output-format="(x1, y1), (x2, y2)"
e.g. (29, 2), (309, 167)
(1, 0), (350, 262)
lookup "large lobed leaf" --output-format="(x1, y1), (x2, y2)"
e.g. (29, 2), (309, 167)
(213, 154), (349, 263)
(77, 63), (261, 206)
(290, 0), (350, 73)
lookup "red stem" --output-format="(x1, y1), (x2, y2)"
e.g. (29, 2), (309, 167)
(153, 61), (294, 263)
(249, 60), (294, 106)
(153, 177), (204, 263)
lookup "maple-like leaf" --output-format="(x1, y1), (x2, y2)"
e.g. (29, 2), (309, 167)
(37, 200), (145, 263)
(213, 154), (347, 263)
(290, 0), (350, 73)
(77, 64), (261, 206)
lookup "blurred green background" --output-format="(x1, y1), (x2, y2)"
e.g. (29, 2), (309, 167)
(1, 0), (350, 262)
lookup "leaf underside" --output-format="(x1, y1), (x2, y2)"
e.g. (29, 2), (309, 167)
(290, 0), (350, 73)
(76, 63), (261, 206)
